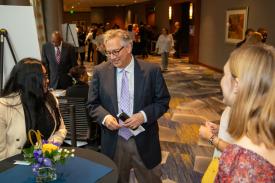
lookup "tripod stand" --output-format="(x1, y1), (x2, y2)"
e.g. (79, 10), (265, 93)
(0, 29), (17, 94)
(65, 24), (77, 47)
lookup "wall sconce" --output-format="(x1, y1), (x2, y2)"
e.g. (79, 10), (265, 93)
(189, 3), (193, 20)
(169, 6), (172, 20)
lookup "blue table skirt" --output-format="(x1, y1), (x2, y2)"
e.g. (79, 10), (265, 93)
(0, 156), (112, 183)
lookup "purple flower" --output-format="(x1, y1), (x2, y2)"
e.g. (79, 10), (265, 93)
(33, 149), (42, 160)
(32, 163), (41, 175)
(37, 157), (44, 164)
(43, 158), (52, 167)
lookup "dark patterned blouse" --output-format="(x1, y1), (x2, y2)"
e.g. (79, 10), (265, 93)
(215, 144), (275, 183)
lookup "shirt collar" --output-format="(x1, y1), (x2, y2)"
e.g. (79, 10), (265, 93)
(117, 56), (134, 73)
(54, 42), (62, 49)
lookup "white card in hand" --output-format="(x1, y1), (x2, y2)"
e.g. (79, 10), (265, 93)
(129, 126), (145, 136)
(14, 160), (31, 165)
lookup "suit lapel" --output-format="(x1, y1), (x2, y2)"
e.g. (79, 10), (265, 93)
(134, 59), (144, 113)
(108, 64), (118, 114)
(50, 44), (56, 64)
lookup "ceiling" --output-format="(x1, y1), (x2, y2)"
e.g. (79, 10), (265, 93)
(63, 0), (150, 12)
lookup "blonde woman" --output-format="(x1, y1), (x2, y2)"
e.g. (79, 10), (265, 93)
(215, 45), (275, 182)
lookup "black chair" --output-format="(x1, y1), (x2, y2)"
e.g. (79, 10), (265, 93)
(58, 96), (99, 147)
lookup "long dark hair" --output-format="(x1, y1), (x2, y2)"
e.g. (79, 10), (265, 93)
(2, 58), (61, 142)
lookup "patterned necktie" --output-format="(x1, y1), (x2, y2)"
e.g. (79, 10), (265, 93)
(56, 47), (61, 64)
(118, 70), (132, 140)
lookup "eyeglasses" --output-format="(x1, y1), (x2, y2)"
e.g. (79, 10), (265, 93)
(105, 46), (124, 57)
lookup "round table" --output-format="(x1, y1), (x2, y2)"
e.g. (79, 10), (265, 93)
(0, 147), (118, 183)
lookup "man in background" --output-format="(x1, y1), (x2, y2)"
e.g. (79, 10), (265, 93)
(172, 21), (184, 58)
(42, 31), (77, 89)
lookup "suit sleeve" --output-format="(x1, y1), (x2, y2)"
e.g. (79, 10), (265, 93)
(87, 68), (111, 127)
(142, 66), (170, 124)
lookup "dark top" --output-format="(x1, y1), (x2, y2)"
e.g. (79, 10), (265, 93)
(66, 81), (89, 100)
(215, 144), (275, 183)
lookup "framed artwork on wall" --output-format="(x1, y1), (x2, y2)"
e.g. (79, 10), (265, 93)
(225, 8), (248, 44)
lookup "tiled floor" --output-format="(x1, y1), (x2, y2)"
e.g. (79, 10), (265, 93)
(84, 55), (225, 183)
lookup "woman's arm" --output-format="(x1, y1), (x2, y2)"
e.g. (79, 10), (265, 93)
(199, 124), (230, 152)
(48, 117), (67, 145)
(47, 94), (67, 144)
(0, 112), (8, 160)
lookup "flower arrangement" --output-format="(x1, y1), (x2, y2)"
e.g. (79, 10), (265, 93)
(23, 130), (74, 181)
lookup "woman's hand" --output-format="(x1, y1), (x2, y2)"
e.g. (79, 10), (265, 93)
(205, 121), (219, 135)
(199, 124), (214, 140)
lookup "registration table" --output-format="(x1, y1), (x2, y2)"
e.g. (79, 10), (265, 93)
(0, 148), (118, 183)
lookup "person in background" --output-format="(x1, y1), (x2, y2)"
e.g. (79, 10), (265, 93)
(94, 28), (106, 65)
(66, 65), (89, 100)
(87, 29), (170, 183)
(127, 24), (136, 41)
(215, 45), (275, 182)
(172, 21), (184, 58)
(42, 31), (77, 89)
(235, 28), (254, 48)
(156, 28), (174, 72)
(77, 26), (86, 65)
(257, 27), (268, 43)
(0, 58), (67, 161)
(85, 27), (94, 62)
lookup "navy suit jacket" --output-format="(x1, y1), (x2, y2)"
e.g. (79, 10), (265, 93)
(87, 58), (170, 169)
(42, 42), (77, 89)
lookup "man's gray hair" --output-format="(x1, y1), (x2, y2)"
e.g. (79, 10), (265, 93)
(103, 29), (133, 47)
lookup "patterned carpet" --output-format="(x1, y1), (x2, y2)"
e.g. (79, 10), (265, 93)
(84, 55), (225, 183)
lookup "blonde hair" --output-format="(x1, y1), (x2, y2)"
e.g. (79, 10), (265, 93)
(103, 29), (133, 47)
(227, 45), (275, 148)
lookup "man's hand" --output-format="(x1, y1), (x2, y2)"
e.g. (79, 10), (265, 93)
(123, 112), (144, 130)
(104, 115), (121, 130)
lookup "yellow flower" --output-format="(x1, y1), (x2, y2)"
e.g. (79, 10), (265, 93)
(42, 143), (58, 154)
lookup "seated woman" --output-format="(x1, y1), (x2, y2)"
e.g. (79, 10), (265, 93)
(66, 65), (89, 99)
(0, 58), (67, 161)
(215, 45), (275, 182)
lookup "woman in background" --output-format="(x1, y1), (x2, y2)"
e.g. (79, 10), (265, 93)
(0, 58), (67, 161)
(215, 45), (275, 182)
(156, 28), (174, 71)
(66, 65), (89, 100)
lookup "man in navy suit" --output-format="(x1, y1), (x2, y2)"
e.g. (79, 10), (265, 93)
(87, 29), (170, 183)
(42, 31), (77, 89)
